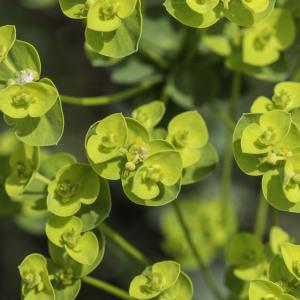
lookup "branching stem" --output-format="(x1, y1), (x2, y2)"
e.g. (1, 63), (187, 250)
(82, 276), (133, 300)
(61, 75), (163, 106)
(208, 101), (234, 130)
(99, 223), (151, 267)
(271, 208), (280, 227)
(254, 193), (269, 240)
(173, 202), (224, 300)
(35, 172), (51, 185)
(221, 72), (241, 206)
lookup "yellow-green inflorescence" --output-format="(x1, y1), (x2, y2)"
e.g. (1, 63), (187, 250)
(59, 0), (141, 58)
(129, 261), (193, 300)
(164, 0), (276, 29)
(233, 81), (300, 212)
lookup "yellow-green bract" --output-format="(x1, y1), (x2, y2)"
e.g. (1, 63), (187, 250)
(249, 280), (296, 300)
(129, 260), (193, 300)
(132, 101), (166, 130)
(0, 25), (16, 63)
(251, 82), (300, 113)
(85, 106), (218, 205)
(166, 111), (218, 185)
(5, 143), (40, 199)
(19, 254), (55, 300)
(226, 233), (267, 281)
(85, 111), (183, 206)
(224, 228), (300, 300)
(164, 0), (276, 29)
(59, 0), (142, 58)
(46, 163), (100, 217)
(46, 215), (99, 265)
(0, 26), (64, 146)
(202, 10), (296, 82)
(233, 82), (300, 212)
(242, 9), (295, 67)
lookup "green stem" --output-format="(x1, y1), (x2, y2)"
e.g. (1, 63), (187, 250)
(99, 223), (151, 267)
(61, 75), (163, 106)
(208, 101), (234, 130)
(221, 72), (242, 205)
(220, 136), (233, 205)
(254, 193), (269, 240)
(229, 72), (241, 120)
(160, 83), (169, 104)
(173, 202), (224, 300)
(271, 208), (280, 227)
(82, 276), (133, 300)
(34, 172), (51, 185)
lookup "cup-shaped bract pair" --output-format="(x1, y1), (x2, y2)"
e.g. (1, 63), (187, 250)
(262, 157), (300, 213)
(19, 247), (95, 300)
(157, 272), (193, 300)
(129, 261), (193, 300)
(240, 229), (300, 300)
(234, 110), (300, 175)
(282, 156), (300, 204)
(0, 30), (43, 101)
(59, 0), (142, 58)
(124, 149), (183, 205)
(240, 0), (270, 13)
(260, 121), (300, 212)
(0, 82), (58, 119)
(46, 215), (99, 265)
(164, 0), (222, 29)
(59, 0), (136, 25)
(166, 111), (218, 185)
(47, 163), (100, 217)
(5, 143), (39, 199)
(13, 152), (78, 220)
(30, 152), (111, 233)
(233, 109), (300, 212)
(164, 0), (276, 29)
(86, 113), (129, 180)
(249, 280), (296, 300)
(19, 254), (55, 300)
(132, 101), (166, 131)
(269, 226), (292, 256)
(268, 255), (295, 294)
(240, 110), (291, 157)
(46, 229), (105, 300)
(226, 233), (267, 281)
(0, 26), (64, 146)
(243, 9), (296, 67)
(121, 132), (182, 206)
(202, 21), (240, 58)
(161, 199), (236, 269)
(87, 0), (137, 32)
(251, 82), (300, 113)
(46, 262), (81, 300)
(264, 236), (300, 300)
(280, 243), (300, 283)
(167, 111), (208, 168)
(201, 19), (290, 83)
(48, 229), (106, 282)
(0, 25), (16, 63)
(223, 0), (276, 27)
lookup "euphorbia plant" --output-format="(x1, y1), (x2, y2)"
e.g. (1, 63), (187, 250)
(2, 0), (300, 299)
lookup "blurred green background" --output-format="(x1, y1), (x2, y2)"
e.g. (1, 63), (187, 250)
(1, 0), (300, 299)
